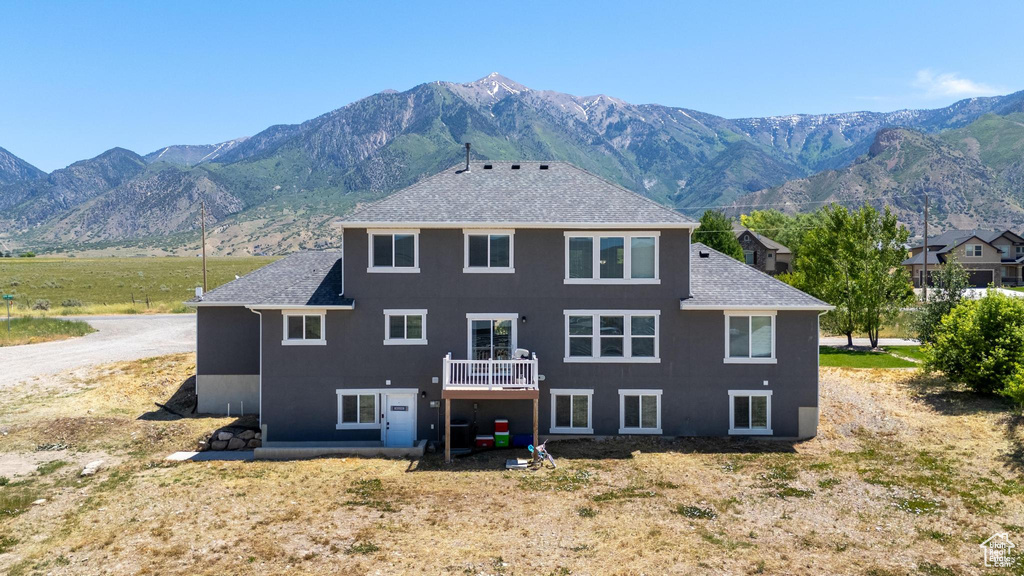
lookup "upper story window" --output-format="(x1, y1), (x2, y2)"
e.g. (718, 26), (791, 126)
(282, 310), (326, 346)
(564, 310), (660, 363)
(743, 250), (756, 266)
(1017, 245), (1024, 257)
(464, 230), (514, 273)
(964, 244), (983, 257)
(564, 232), (659, 284)
(368, 230), (419, 273)
(725, 311), (775, 364)
(384, 309), (427, 345)
(998, 245), (1010, 257)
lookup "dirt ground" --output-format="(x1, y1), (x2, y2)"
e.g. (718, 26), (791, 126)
(1, 355), (1022, 575)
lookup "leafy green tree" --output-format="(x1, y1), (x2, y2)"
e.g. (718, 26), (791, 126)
(787, 204), (913, 347)
(925, 291), (1024, 400)
(787, 205), (859, 346)
(912, 258), (969, 344)
(849, 204), (915, 348)
(694, 210), (743, 261)
(740, 209), (821, 259)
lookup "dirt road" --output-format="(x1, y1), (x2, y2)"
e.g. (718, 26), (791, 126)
(0, 314), (195, 388)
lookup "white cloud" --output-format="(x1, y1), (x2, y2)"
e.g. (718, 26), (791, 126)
(913, 69), (1004, 99)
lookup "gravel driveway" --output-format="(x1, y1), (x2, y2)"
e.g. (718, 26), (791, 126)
(0, 314), (195, 389)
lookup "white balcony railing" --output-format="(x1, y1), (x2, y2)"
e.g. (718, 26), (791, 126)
(442, 353), (539, 390)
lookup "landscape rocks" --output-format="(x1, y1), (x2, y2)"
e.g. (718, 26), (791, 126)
(202, 427), (262, 451)
(80, 460), (103, 476)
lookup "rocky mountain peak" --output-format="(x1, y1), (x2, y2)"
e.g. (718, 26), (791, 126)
(445, 72), (530, 105)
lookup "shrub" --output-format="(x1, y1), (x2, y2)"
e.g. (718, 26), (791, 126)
(19, 252), (35, 258)
(31, 299), (51, 311)
(925, 291), (1024, 399)
(60, 299), (83, 308)
(913, 260), (969, 344)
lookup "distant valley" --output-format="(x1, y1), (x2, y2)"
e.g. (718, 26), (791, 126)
(1, 73), (1022, 255)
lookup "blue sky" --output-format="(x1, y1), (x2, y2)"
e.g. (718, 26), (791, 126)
(2, 0), (1021, 172)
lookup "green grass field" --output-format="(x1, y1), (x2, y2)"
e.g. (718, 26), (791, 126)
(819, 346), (917, 368)
(0, 317), (96, 347)
(884, 345), (927, 362)
(0, 257), (275, 316)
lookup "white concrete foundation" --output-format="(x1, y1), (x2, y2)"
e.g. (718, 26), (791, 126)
(196, 374), (260, 415)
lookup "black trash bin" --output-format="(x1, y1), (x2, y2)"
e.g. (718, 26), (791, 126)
(449, 419), (471, 450)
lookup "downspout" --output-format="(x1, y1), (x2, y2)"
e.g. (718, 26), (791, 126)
(250, 309), (264, 438)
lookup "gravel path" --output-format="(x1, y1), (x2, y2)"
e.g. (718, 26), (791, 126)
(0, 314), (195, 389)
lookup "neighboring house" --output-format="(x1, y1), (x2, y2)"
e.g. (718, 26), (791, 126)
(902, 229), (1024, 288)
(734, 225), (792, 275)
(189, 159), (831, 460)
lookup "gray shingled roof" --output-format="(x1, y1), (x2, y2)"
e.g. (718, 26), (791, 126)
(681, 243), (831, 310)
(189, 252), (351, 307)
(733, 225), (791, 254)
(902, 251), (941, 266)
(338, 161), (696, 228)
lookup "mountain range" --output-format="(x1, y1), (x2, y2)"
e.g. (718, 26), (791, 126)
(1, 72), (1023, 255)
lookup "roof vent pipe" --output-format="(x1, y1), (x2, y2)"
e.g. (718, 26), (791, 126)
(464, 143), (471, 173)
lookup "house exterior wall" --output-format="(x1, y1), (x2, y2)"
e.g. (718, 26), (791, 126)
(257, 227), (821, 443)
(196, 306), (261, 414)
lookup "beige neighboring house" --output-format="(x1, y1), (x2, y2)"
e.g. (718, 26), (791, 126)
(734, 225), (792, 275)
(903, 229), (1024, 288)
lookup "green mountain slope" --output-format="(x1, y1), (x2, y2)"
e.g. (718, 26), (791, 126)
(3, 74), (1023, 254)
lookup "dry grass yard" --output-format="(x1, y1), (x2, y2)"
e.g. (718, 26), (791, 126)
(1, 356), (1023, 575)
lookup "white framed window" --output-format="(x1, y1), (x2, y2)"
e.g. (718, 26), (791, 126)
(724, 311), (776, 364)
(336, 390), (380, 429)
(964, 244), (983, 257)
(466, 313), (518, 360)
(728, 390), (772, 435)
(549, 389), (594, 434)
(464, 230), (514, 273)
(564, 310), (660, 363)
(618, 389), (662, 434)
(282, 310), (326, 346)
(368, 229), (420, 273)
(383, 309), (427, 345)
(564, 232), (659, 284)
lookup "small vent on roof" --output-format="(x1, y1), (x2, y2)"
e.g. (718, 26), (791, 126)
(539, 164), (549, 170)
(698, 251), (710, 258)
(511, 164), (521, 170)
(483, 164), (493, 169)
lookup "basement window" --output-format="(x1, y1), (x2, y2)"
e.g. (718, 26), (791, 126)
(336, 390), (380, 430)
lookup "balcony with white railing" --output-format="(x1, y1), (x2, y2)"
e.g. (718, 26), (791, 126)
(442, 352), (539, 391)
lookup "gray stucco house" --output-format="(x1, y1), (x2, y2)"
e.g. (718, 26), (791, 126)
(189, 160), (831, 460)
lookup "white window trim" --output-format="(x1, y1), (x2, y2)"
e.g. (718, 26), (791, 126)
(465, 313), (519, 360)
(563, 231), (660, 285)
(618, 389), (663, 435)
(281, 309), (327, 346)
(549, 389), (594, 434)
(563, 310), (660, 363)
(463, 229), (515, 274)
(964, 243), (983, 258)
(335, 389), (381, 430)
(723, 310), (777, 364)
(367, 229), (420, 273)
(383, 309), (428, 346)
(728, 390), (773, 435)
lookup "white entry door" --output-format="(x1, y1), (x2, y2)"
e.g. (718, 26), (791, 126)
(384, 393), (416, 447)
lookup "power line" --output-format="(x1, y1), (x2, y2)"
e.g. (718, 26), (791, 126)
(679, 191), (926, 212)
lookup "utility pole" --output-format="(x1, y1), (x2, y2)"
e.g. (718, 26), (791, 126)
(201, 200), (208, 293)
(922, 194), (929, 302)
